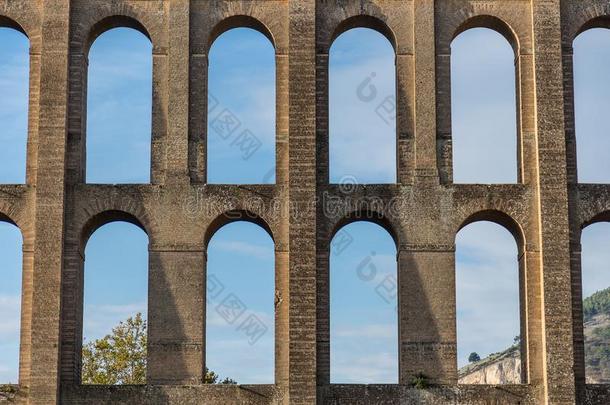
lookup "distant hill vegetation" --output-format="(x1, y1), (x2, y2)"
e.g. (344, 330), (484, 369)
(583, 287), (610, 383)
(459, 286), (610, 384)
(584, 287), (610, 321)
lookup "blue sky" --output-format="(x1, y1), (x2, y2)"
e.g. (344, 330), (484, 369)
(452, 29), (517, 184)
(208, 28), (276, 184)
(0, 25), (609, 384)
(330, 29), (396, 183)
(86, 29), (152, 184)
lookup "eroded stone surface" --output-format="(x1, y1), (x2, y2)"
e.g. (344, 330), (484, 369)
(0, 0), (609, 404)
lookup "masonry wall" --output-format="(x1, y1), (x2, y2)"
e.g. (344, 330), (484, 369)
(0, 0), (609, 404)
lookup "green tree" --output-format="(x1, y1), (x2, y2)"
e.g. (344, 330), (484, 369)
(82, 313), (236, 385)
(468, 352), (481, 363)
(204, 368), (237, 385)
(82, 313), (147, 385)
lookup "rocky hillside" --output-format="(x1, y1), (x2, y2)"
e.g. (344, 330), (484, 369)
(459, 286), (610, 384)
(458, 344), (521, 384)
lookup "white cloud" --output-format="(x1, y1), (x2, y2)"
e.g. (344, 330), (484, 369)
(451, 28), (518, 184)
(329, 55), (396, 183)
(0, 294), (20, 382)
(0, 295), (20, 337)
(334, 323), (396, 339)
(83, 301), (146, 342)
(210, 240), (273, 261)
(332, 351), (397, 383)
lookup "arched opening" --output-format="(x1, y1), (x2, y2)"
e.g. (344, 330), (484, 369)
(330, 221), (398, 383)
(0, 220), (22, 383)
(329, 27), (396, 184)
(0, 26), (29, 184)
(573, 27), (610, 183)
(456, 220), (522, 384)
(451, 27), (518, 184)
(580, 221), (610, 383)
(82, 221), (148, 385)
(86, 27), (152, 184)
(207, 27), (275, 184)
(206, 221), (274, 383)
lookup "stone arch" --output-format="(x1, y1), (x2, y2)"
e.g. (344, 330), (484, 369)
(453, 15), (520, 56)
(0, 208), (27, 385)
(71, 192), (157, 243)
(436, 7), (531, 185)
(79, 209), (150, 252)
(455, 209), (526, 384)
(0, 211), (18, 228)
(0, 15), (28, 38)
(329, 15), (397, 53)
(325, 20), (398, 184)
(0, 8), (43, 52)
(329, 209), (400, 251)
(204, 210), (274, 251)
(582, 210), (610, 230)
(77, 209), (150, 385)
(568, 17), (610, 184)
(454, 209), (529, 384)
(61, 199), (155, 385)
(80, 20), (154, 184)
(206, 20), (277, 184)
(0, 4), (42, 52)
(436, 8), (525, 56)
(0, 198), (32, 248)
(0, 209), (27, 252)
(576, 15), (610, 38)
(574, 207), (610, 385)
(85, 15), (152, 56)
(204, 209), (277, 383)
(0, 20), (32, 185)
(325, 211), (399, 384)
(208, 15), (275, 51)
(70, 4), (161, 56)
(66, 8), (160, 184)
(457, 209), (525, 253)
(566, 5), (610, 45)
(449, 20), (520, 184)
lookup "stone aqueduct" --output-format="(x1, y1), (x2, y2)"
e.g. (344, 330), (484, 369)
(1, 0), (610, 404)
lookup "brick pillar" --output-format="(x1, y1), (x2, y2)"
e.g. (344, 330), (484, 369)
(288, 0), (317, 403)
(28, 1), (71, 403)
(413, 0), (439, 183)
(523, 248), (543, 385)
(519, 52), (538, 186)
(315, 245), (330, 386)
(396, 53), (415, 185)
(276, 53), (289, 185)
(531, 1), (577, 403)
(398, 245), (456, 385)
(561, 48), (578, 185)
(148, 247), (205, 384)
(315, 51), (329, 184)
(164, 0), (191, 185)
(151, 44), (168, 184)
(189, 52), (207, 184)
(25, 49), (41, 186)
(18, 243), (34, 389)
(275, 248), (290, 388)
